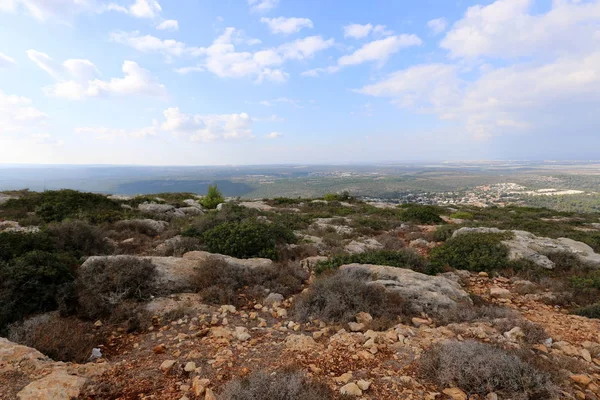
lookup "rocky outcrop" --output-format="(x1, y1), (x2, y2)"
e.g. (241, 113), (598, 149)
(81, 251), (274, 293)
(238, 201), (274, 211)
(452, 227), (600, 269)
(339, 264), (471, 314)
(0, 221), (40, 233)
(344, 238), (383, 254)
(0, 338), (106, 400)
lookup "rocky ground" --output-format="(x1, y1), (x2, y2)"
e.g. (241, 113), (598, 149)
(2, 197), (600, 399)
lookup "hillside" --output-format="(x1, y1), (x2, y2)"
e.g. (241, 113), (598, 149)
(2, 190), (600, 400)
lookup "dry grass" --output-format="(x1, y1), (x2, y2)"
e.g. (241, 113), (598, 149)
(419, 340), (557, 399)
(219, 368), (333, 400)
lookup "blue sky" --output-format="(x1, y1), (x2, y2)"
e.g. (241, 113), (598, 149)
(0, 0), (599, 165)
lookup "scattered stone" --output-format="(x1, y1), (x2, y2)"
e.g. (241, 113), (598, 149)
(264, 293), (284, 306)
(184, 362), (196, 372)
(582, 349), (593, 363)
(340, 382), (362, 396)
(17, 371), (87, 400)
(205, 388), (217, 400)
(355, 312), (373, 325)
(412, 317), (430, 328)
(357, 379), (372, 391)
(334, 372), (353, 384)
(284, 335), (319, 352)
(503, 327), (525, 342)
(571, 374), (592, 386)
(160, 360), (176, 372)
(233, 327), (251, 342)
(192, 377), (211, 397)
(348, 322), (365, 332)
(489, 286), (511, 299)
(442, 387), (468, 400)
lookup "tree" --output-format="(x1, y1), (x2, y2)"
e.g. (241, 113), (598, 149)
(201, 184), (224, 209)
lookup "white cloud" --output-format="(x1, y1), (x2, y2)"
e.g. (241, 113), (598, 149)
(343, 23), (393, 39)
(175, 29), (334, 83)
(110, 30), (198, 57)
(107, 0), (161, 18)
(261, 16), (313, 34)
(161, 107), (254, 141)
(357, 52), (600, 139)
(248, 0), (278, 13)
(0, 0), (98, 21)
(300, 65), (340, 77)
(266, 131), (282, 139)
(441, 0), (600, 59)
(0, 89), (48, 135)
(0, 52), (16, 68)
(156, 19), (178, 31)
(259, 97), (302, 108)
(338, 35), (422, 66)
(343, 23), (373, 39)
(278, 36), (335, 60)
(28, 50), (166, 99)
(427, 18), (447, 35)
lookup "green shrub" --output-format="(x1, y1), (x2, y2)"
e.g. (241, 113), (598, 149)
(0, 251), (77, 332)
(200, 184), (224, 209)
(202, 219), (295, 260)
(399, 204), (444, 224)
(429, 233), (511, 272)
(323, 191), (353, 202)
(314, 249), (434, 275)
(573, 303), (600, 319)
(2, 189), (124, 223)
(432, 224), (459, 242)
(450, 211), (474, 220)
(75, 256), (158, 319)
(182, 204), (259, 238)
(419, 340), (556, 398)
(48, 220), (112, 258)
(0, 231), (55, 262)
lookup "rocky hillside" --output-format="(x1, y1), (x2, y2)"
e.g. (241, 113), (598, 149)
(2, 190), (600, 399)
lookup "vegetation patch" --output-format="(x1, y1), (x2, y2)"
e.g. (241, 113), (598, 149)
(293, 270), (410, 327)
(398, 204), (444, 224)
(429, 232), (513, 272)
(314, 249), (434, 275)
(219, 368), (332, 400)
(419, 340), (556, 399)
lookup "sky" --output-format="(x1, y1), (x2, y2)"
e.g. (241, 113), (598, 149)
(0, 0), (599, 165)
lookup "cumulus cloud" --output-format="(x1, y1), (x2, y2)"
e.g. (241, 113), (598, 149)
(338, 35), (422, 66)
(0, 52), (16, 68)
(343, 23), (393, 39)
(304, 34), (421, 77)
(0, 0), (163, 21)
(0, 89), (48, 135)
(427, 18), (447, 35)
(261, 17), (313, 34)
(248, 0), (278, 13)
(441, 0), (600, 59)
(28, 50), (167, 99)
(156, 19), (178, 31)
(161, 107), (254, 141)
(266, 131), (282, 139)
(110, 30), (199, 57)
(174, 28), (334, 83)
(357, 52), (600, 139)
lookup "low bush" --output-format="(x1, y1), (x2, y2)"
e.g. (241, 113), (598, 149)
(219, 368), (333, 400)
(8, 315), (102, 363)
(314, 249), (434, 275)
(76, 256), (158, 319)
(573, 303), (600, 319)
(449, 211), (474, 220)
(493, 318), (549, 344)
(0, 251), (77, 333)
(429, 232), (512, 272)
(293, 270), (409, 327)
(399, 204), (444, 224)
(0, 231), (55, 262)
(199, 184), (224, 209)
(113, 219), (166, 237)
(202, 219), (295, 260)
(192, 258), (306, 306)
(48, 220), (112, 258)
(419, 340), (556, 399)
(432, 224), (459, 242)
(182, 204), (259, 238)
(323, 191), (353, 202)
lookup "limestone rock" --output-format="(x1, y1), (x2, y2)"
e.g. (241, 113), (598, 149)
(192, 377), (210, 397)
(452, 227), (600, 268)
(570, 374), (592, 386)
(17, 370), (87, 400)
(344, 238), (383, 254)
(489, 286), (511, 299)
(356, 312), (373, 325)
(443, 387), (467, 400)
(264, 293), (284, 306)
(284, 335), (320, 352)
(160, 360), (176, 372)
(338, 264), (471, 314)
(340, 382), (362, 396)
